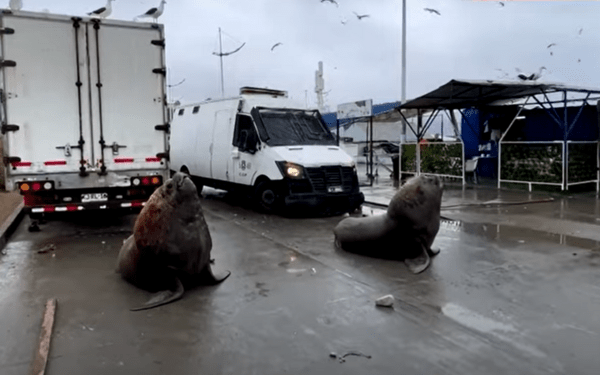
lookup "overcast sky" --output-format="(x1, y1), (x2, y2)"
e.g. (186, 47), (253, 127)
(18, 0), (600, 111)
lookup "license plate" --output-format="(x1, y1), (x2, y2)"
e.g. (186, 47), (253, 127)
(328, 186), (343, 193)
(81, 193), (108, 202)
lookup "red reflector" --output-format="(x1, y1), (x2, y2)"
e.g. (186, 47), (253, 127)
(32, 182), (42, 191)
(44, 160), (67, 166)
(145, 157), (161, 162)
(44, 206), (56, 212)
(141, 177), (151, 185)
(114, 158), (134, 163)
(132, 201), (144, 207)
(12, 161), (32, 167)
(66, 205), (78, 212)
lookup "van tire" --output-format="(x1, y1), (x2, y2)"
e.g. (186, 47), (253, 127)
(254, 180), (280, 213)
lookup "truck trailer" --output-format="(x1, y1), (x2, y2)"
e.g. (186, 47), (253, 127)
(170, 87), (364, 214)
(0, 10), (169, 224)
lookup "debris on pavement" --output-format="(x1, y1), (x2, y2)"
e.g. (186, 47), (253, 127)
(375, 294), (394, 307)
(31, 298), (57, 375)
(337, 351), (372, 363)
(37, 244), (56, 254)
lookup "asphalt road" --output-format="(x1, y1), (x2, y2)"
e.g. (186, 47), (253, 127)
(1, 189), (600, 374)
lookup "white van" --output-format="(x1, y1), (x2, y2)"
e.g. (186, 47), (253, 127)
(170, 87), (364, 213)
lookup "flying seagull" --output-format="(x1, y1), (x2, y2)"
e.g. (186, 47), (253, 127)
(499, 2), (504, 6)
(353, 12), (370, 20)
(578, 28), (583, 36)
(321, 0), (339, 7)
(88, 0), (114, 18)
(546, 43), (556, 48)
(517, 66), (546, 81)
(135, 0), (166, 22)
(424, 8), (441, 15)
(271, 42), (282, 52)
(9, 0), (22, 11)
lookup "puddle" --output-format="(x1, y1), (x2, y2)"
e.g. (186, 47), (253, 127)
(440, 219), (600, 251)
(442, 303), (547, 359)
(442, 303), (517, 334)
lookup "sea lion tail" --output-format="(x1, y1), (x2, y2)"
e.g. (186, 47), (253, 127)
(199, 264), (231, 285)
(130, 277), (185, 311)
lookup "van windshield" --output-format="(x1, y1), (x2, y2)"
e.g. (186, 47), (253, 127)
(252, 107), (337, 146)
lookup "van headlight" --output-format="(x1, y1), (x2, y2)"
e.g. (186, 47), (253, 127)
(276, 161), (305, 179)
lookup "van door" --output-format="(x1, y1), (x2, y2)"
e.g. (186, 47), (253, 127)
(231, 114), (259, 186)
(210, 109), (235, 181)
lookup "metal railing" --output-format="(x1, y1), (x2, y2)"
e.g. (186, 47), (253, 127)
(400, 141), (465, 182)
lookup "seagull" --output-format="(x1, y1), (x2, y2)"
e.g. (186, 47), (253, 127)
(499, 2), (505, 6)
(546, 43), (556, 48)
(321, 0), (338, 7)
(340, 18), (348, 25)
(578, 28), (583, 36)
(271, 42), (282, 52)
(353, 11), (369, 20)
(517, 66), (546, 81)
(88, 0), (114, 18)
(135, 0), (166, 22)
(9, 0), (22, 11)
(424, 8), (441, 15)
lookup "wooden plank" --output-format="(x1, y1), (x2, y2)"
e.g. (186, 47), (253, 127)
(31, 298), (57, 375)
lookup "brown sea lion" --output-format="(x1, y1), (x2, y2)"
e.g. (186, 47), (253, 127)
(333, 174), (443, 274)
(117, 172), (231, 311)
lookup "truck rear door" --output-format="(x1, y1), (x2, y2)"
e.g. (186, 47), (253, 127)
(1, 15), (92, 175)
(87, 22), (167, 172)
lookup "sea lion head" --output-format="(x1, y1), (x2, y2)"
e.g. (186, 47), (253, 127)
(160, 172), (199, 207)
(387, 174), (443, 222)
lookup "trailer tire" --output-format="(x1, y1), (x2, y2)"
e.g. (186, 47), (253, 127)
(254, 180), (281, 213)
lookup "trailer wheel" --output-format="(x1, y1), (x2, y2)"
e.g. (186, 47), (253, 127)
(254, 180), (280, 213)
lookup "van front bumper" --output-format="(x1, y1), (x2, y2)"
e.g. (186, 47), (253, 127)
(283, 191), (364, 213)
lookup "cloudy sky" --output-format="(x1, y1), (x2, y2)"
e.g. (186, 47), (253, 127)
(17, 0), (600, 111)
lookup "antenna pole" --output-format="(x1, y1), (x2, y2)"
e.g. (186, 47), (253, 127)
(219, 27), (224, 97)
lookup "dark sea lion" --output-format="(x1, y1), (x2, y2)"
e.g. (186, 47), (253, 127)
(117, 172), (231, 311)
(333, 174), (443, 274)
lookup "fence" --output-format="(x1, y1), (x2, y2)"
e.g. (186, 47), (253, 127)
(400, 141), (464, 182)
(498, 140), (599, 192)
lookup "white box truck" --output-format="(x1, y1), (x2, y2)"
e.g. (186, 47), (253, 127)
(170, 87), (364, 213)
(0, 10), (169, 223)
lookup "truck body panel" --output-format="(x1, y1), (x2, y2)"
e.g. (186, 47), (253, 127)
(0, 11), (169, 214)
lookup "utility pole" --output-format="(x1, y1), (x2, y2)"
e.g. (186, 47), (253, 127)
(315, 61), (325, 111)
(401, 0), (407, 143)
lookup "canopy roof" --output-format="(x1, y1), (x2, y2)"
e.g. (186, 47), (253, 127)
(372, 79), (600, 122)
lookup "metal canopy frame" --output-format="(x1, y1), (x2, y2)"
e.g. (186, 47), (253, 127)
(375, 80), (600, 189)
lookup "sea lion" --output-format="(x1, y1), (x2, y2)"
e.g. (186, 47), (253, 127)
(117, 172), (231, 311)
(333, 174), (443, 274)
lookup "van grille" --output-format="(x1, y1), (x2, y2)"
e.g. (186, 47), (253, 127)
(305, 166), (356, 193)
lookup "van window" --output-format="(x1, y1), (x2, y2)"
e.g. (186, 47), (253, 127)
(192, 106), (200, 114)
(233, 114), (259, 153)
(252, 107), (336, 146)
(178, 108), (185, 116)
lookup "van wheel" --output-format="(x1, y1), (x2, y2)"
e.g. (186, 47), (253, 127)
(254, 181), (280, 213)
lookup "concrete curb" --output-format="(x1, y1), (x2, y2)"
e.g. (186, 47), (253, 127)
(0, 202), (25, 251)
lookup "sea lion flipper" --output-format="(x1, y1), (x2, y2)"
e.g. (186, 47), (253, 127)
(130, 277), (185, 311)
(198, 264), (231, 285)
(404, 244), (431, 274)
(427, 247), (441, 257)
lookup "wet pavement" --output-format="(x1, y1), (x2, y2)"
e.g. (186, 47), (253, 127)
(1, 177), (600, 374)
